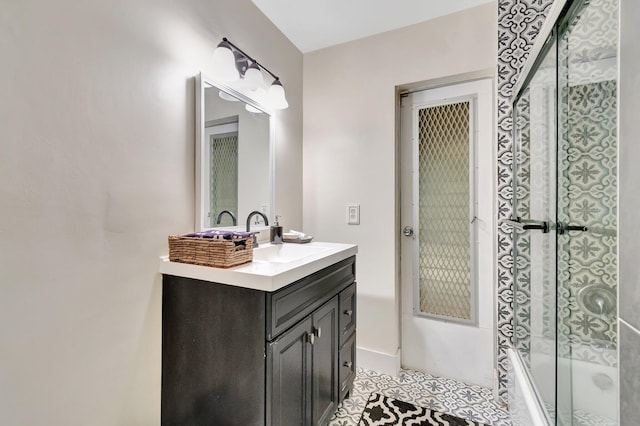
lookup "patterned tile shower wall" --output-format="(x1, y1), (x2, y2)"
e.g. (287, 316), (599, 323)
(557, 80), (617, 366)
(513, 91), (531, 365)
(497, 0), (553, 398)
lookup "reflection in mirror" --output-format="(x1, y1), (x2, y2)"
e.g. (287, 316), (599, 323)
(195, 73), (274, 231)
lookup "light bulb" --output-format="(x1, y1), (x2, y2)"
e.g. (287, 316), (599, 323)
(244, 62), (264, 91)
(268, 79), (289, 110)
(251, 87), (269, 107)
(212, 40), (239, 82)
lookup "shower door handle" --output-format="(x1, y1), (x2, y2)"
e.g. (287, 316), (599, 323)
(503, 217), (549, 233)
(557, 222), (588, 235)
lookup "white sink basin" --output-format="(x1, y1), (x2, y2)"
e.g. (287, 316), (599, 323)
(253, 243), (330, 264)
(159, 241), (357, 292)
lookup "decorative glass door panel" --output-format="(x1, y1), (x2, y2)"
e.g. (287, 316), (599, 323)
(416, 100), (475, 323)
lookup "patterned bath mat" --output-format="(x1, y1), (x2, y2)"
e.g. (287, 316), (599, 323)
(358, 393), (489, 426)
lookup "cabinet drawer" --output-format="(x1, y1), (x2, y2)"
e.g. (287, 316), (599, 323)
(266, 256), (355, 341)
(338, 283), (356, 346)
(338, 332), (356, 402)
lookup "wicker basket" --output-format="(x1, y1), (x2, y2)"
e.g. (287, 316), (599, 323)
(168, 235), (253, 268)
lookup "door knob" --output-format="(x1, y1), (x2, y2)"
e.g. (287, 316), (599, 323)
(403, 226), (414, 237)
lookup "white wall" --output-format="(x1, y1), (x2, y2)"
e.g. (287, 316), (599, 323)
(303, 3), (497, 371)
(0, 0), (302, 424)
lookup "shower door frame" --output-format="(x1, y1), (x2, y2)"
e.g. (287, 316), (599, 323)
(511, 27), (560, 425)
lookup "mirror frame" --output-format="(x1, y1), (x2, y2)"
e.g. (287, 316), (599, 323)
(195, 72), (275, 231)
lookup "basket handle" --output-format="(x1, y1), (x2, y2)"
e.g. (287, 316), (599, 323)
(234, 240), (247, 251)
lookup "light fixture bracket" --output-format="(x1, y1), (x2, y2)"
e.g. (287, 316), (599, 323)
(221, 37), (280, 81)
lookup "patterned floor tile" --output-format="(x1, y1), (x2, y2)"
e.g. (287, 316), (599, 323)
(328, 368), (511, 426)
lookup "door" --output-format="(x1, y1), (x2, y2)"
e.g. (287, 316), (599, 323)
(311, 297), (339, 426)
(203, 122), (239, 228)
(555, 0), (619, 423)
(268, 317), (313, 426)
(511, 35), (558, 423)
(510, 1), (619, 423)
(399, 78), (495, 387)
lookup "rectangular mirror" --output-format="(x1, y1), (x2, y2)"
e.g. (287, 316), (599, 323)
(195, 73), (274, 231)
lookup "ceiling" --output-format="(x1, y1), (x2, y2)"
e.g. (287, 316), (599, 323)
(251, 0), (495, 53)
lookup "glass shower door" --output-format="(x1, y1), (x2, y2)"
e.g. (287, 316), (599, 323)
(556, 0), (618, 423)
(512, 35), (558, 423)
(511, 1), (619, 424)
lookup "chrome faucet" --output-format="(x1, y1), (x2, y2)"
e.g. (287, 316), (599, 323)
(246, 211), (269, 247)
(216, 210), (237, 226)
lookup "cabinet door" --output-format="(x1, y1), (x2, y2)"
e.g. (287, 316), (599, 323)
(311, 297), (339, 426)
(267, 317), (313, 426)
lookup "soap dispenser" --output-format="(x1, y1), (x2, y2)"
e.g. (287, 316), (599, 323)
(270, 216), (283, 244)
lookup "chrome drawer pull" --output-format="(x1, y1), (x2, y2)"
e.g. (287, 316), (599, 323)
(343, 361), (353, 368)
(344, 309), (353, 316)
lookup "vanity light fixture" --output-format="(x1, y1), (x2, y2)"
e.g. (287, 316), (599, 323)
(211, 39), (239, 82)
(211, 37), (289, 110)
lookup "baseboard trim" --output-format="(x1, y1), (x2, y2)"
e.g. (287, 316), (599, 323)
(356, 346), (401, 377)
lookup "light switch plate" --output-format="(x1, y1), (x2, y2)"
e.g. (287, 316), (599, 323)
(347, 204), (360, 225)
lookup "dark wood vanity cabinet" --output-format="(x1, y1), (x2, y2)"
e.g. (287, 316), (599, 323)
(161, 256), (356, 426)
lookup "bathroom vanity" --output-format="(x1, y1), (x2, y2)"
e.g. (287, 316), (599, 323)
(159, 242), (357, 426)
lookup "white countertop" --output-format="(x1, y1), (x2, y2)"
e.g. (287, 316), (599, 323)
(159, 241), (357, 292)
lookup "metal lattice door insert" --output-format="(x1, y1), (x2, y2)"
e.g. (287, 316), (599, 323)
(210, 134), (238, 225)
(416, 100), (475, 322)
